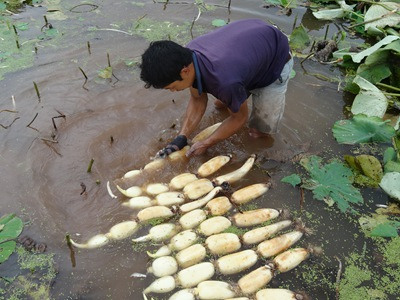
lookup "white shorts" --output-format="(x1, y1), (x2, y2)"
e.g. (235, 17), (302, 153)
(248, 56), (294, 134)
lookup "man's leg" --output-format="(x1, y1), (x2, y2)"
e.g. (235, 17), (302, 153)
(249, 56), (294, 138)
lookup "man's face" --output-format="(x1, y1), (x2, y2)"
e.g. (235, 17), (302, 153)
(163, 65), (194, 92)
(164, 79), (191, 92)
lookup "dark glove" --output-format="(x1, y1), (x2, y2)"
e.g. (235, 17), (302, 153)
(156, 135), (188, 158)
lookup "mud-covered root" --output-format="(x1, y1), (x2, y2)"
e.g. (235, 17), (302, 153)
(256, 230), (304, 258)
(180, 186), (222, 213)
(132, 223), (180, 242)
(216, 249), (258, 275)
(238, 266), (274, 295)
(205, 233), (241, 256)
(212, 154), (256, 186)
(179, 209), (207, 229)
(69, 234), (110, 249)
(271, 247), (320, 273)
(230, 182), (272, 205)
(197, 154), (232, 177)
(205, 196), (232, 216)
(147, 256), (178, 277)
(198, 216), (232, 236)
(255, 288), (308, 300)
(192, 122), (222, 143)
(176, 244), (207, 268)
(169, 173), (198, 190)
(242, 220), (293, 245)
(196, 280), (237, 299)
(231, 208), (280, 227)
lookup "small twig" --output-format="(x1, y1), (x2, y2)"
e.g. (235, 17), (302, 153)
(107, 52), (111, 68)
(33, 81), (41, 102)
(40, 137), (58, 143)
(309, 40), (316, 54)
(163, 0), (170, 10)
(87, 158), (94, 173)
(12, 24), (18, 35)
(300, 53), (314, 65)
(335, 256), (343, 300)
(12, 95), (16, 109)
(78, 67), (89, 91)
(42, 140), (62, 156)
(80, 182), (87, 195)
(15, 39), (20, 49)
(70, 3), (98, 13)
(292, 13), (298, 31)
(51, 111), (66, 132)
(110, 136), (114, 144)
(87, 41), (91, 55)
(1, 117), (20, 129)
(95, 28), (133, 35)
(227, 0), (231, 23)
(26, 113), (39, 132)
(0, 109), (18, 114)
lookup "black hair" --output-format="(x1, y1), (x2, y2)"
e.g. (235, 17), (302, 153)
(140, 40), (193, 89)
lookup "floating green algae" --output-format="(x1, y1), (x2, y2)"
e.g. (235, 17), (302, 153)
(0, 246), (57, 300)
(338, 237), (400, 300)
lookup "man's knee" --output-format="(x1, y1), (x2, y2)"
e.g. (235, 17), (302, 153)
(214, 99), (227, 109)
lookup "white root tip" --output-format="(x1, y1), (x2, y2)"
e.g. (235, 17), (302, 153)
(132, 235), (151, 242)
(107, 181), (118, 199)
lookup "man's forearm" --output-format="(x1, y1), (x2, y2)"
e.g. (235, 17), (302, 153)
(179, 91), (208, 137)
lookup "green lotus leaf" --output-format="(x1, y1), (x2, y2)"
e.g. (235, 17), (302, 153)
(379, 172), (400, 201)
(289, 24), (310, 51)
(281, 174), (301, 187)
(351, 76), (388, 118)
(332, 114), (395, 144)
(211, 19), (226, 27)
(300, 155), (363, 213)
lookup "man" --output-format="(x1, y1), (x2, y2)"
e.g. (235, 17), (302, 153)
(140, 18), (293, 158)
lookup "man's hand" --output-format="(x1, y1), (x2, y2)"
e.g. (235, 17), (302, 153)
(186, 141), (209, 157)
(156, 135), (188, 158)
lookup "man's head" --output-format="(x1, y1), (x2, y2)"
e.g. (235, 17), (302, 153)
(140, 40), (194, 90)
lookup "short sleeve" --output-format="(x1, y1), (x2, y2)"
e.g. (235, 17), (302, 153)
(218, 83), (249, 113)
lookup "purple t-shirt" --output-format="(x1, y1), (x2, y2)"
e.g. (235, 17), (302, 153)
(187, 19), (289, 113)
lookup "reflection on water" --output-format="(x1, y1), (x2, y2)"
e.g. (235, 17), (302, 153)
(0, 0), (366, 299)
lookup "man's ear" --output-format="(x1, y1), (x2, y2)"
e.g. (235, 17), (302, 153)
(180, 65), (191, 78)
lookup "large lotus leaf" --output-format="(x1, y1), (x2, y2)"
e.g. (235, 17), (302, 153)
(364, 2), (400, 31)
(379, 172), (400, 201)
(332, 114), (396, 144)
(300, 155), (363, 213)
(385, 161), (400, 173)
(289, 24), (310, 51)
(349, 36), (399, 63)
(351, 76), (388, 118)
(345, 154), (383, 187)
(312, 0), (355, 20)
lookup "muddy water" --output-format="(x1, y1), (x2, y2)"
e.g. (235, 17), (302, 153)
(0, 0), (382, 299)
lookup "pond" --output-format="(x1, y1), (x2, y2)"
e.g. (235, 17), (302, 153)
(0, 0), (399, 299)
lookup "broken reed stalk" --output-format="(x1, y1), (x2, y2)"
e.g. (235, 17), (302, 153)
(107, 52), (111, 68)
(33, 81), (41, 102)
(51, 113), (66, 132)
(87, 41), (91, 54)
(1, 117), (20, 129)
(292, 14), (298, 31)
(78, 67), (89, 91)
(87, 158), (94, 173)
(323, 24), (329, 41)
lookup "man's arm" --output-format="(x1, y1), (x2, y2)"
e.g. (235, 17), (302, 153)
(186, 99), (249, 156)
(179, 87), (208, 137)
